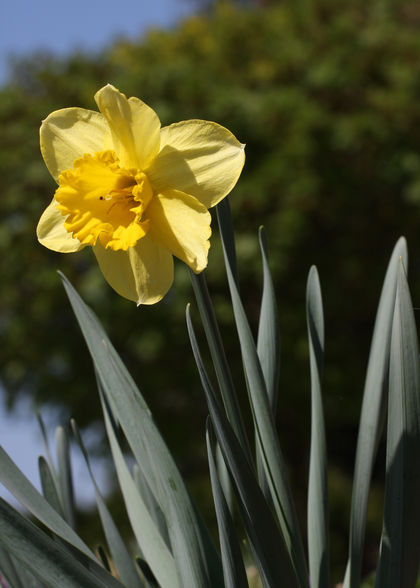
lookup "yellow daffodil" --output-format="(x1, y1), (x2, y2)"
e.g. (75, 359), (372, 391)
(37, 84), (245, 304)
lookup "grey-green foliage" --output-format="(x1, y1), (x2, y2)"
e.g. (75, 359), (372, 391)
(375, 260), (420, 588)
(306, 266), (328, 588)
(2, 226), (420, 586)
(344, 238), (408, 588)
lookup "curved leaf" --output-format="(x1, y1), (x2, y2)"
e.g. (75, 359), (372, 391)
(61, 273), (223, 588)
(187, 305), (299, 588)
(72, 420), (145, 588)
(306, 266), (329, 588)
(375, 259), (420, 588)
(344, 237), (408, 588)
(217, 217), (308, 587)
(206, 421), (248, 588)
(0, 498), (122, 588)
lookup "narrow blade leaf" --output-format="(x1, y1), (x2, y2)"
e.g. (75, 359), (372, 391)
(56, 426), (76, 528)
(217, 221), (308, 587)
(190, 270), (251, 461)
(133, 464), (170, 549)
(60, 273), (223, 588)
(0, 547), (25, 588)
(345, 237), (407, 588)
(187, 305), (299, 588)
(306, 266), (329, 588)
(0, 498), (123, 588)
(72, 420), (145, 588)
(0, 445), (93, 559)
(216, 197), (239, 286)
(255, 226), (280, 498)
(206, 420), (248, 588)
(99, 391), (179, 588)
(257, 226), (280, 413)
(375, 259), (420, 588)
(38, 455), (65, 518)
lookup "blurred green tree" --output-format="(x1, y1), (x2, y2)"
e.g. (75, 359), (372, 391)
(2, 0), (420, 580)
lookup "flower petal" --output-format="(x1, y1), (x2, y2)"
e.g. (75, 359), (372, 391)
(146, 120), (245, 209)
(37, 198), (84, 253)
(40, 108), (108, 181)
(94, 84), (161, 170)
(147, 189), (211, 273)
(93, 235), (173, 304)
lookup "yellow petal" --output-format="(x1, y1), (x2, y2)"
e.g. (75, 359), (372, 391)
(147, 189), (211, 273)
(40, 108), (108, 182)
(146, 120), (245, 209)
(93, 234), (174, 304)
(94, 84), (161, 170)
(37, 198), (84, 252)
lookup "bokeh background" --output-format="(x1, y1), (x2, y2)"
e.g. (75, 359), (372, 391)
(2, 0), (420, 584)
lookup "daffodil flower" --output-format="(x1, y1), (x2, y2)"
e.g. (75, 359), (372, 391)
(37, 84), (245, 304)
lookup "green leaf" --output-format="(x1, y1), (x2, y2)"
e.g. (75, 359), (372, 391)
(0, 445), (93, 559)
(36, 412), (59, 492)
(375, 259), (420, 588)
(60, 272), (223, 588)
(38, 455), (65, 518)
(0, 546), (26, 588)
(255, 226), (280, 498)
(56, 426), (76, 528)
(0, 497), (123, 588)
(99, 390), (178, 588)
(187, 304), (299, 588)
(133, 464), (170, 550)
(0, 547), (44, 588)
(344, 237), (408, 588)
(216, 223), (309, 587)
(216, 197), (239, 286)
(256, 226), (280, 413)
(215, 443), (233, 516)
(306, 266), (329, 588)
(190, 270), (251, 462)
(206, 420), (248, 588)
(72, 420), (145, 588)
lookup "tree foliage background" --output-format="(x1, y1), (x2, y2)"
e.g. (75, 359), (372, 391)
(2, 0), (420, 581)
